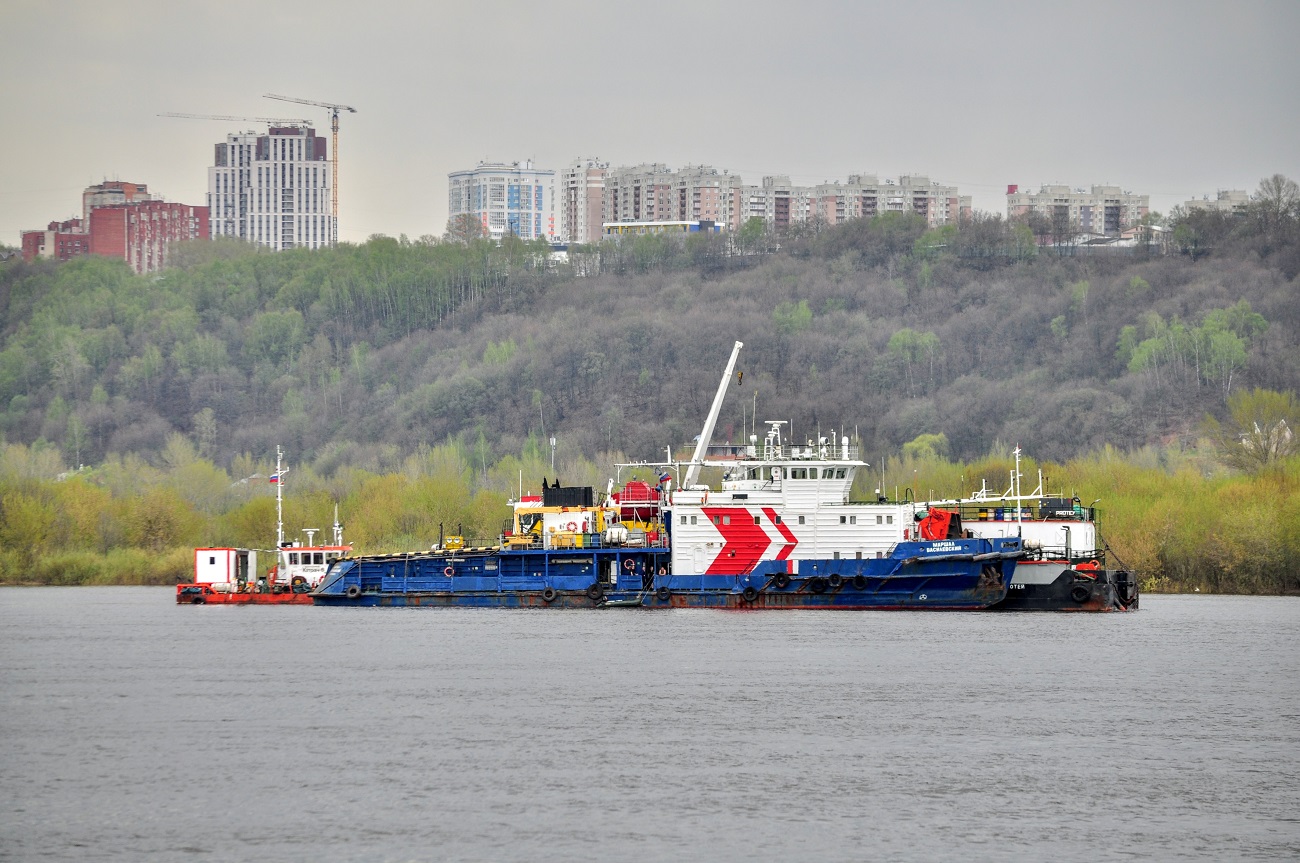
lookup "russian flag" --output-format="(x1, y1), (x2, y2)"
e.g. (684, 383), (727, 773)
(269, 472), (280, 484)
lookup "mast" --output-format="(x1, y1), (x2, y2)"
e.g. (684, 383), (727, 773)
(274, 446), (289, 548)
(683, 340), (743, 488)
(332, 504), (344, 546)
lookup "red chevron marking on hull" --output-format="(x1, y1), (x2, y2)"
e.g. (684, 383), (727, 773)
(762, 506), (797, 560)
(703, 507), (770, 574)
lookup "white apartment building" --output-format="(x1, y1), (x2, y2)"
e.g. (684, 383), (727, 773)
(1007, 184), (1149, 236)
(448, 161), (556, 241)
(208, 125), (335, 250)
(559, 158), (607, 244)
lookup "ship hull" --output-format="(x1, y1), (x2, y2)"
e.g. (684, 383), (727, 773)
(176, 585), (313, 605)
(992, 562), (1139, 612)
(311, 538), (1021, 610)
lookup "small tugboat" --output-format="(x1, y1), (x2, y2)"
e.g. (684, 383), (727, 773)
(176, 447), (351, 605)
(914, 450), (1138, 612)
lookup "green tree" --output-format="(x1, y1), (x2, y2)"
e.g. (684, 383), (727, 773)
(737, 217), (767, 252)
(772, 299), (812, 335)
(1203, 388), (1298, 472)
(902, 432), (950, 461)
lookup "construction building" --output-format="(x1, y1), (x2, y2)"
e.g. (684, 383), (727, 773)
(448, 161), (556, 241)
(208, 125), (334, 250)
(20, 181), (208, 273)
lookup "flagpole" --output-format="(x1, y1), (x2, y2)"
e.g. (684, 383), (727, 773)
(275, 445), (284, 549)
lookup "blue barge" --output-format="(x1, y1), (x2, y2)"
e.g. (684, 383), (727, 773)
(311, 536), (1022, 609)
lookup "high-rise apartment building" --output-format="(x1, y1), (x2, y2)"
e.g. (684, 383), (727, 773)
(448, 161), (556, 241)
(1007, 184), (1148, 236)
(559, 158), (607, 244)
(209, 125), (335, 250)
(20, 181), (207, 273)
(604, 164), (741, 228)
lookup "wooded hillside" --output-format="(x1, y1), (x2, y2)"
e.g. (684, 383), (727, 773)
(2, 182), (1297, 470)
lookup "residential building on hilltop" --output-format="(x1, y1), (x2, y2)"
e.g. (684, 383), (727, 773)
(559, 158), (607, 244)
(603, 164), (742, 229)
(1007, 184), (1148, 236)
(448, 161), (556, 241)
(21, 181), (208, 273)
(1185, 189), (1249, 215)
(597, 163), (969, 234)
(209, 125), (334, 250)
(21, 218), (89, 263)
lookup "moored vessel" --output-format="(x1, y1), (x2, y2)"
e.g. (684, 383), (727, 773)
(314, 342), (1032, 609)
(915, 451), (1138, 611)
(176, 447), (351, 605)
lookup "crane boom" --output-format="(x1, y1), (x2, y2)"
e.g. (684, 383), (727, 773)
(160, 112), (312, 125)
(683, 341), (744, 488)
(263, 94), (357, 242)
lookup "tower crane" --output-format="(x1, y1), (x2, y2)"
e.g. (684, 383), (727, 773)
(159, 112), (313, 126)
(262, 94), (357, 231)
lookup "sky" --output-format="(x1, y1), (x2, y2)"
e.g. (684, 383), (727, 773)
(3, 0), (1299, 246)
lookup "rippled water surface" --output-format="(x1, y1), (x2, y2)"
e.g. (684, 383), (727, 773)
(2, 588), (1298, 862)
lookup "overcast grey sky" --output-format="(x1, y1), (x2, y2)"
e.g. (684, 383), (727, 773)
(4, 0), (1298, 246)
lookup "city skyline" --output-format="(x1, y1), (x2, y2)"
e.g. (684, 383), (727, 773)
(3, 1), (1298, 248)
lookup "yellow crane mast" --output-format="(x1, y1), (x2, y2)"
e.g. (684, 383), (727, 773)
(263, 94), (357, 238)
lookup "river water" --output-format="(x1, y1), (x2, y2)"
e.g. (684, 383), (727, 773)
(1, 588), (1297, 862)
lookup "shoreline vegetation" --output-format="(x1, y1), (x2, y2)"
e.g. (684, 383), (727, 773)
(0, 438), (1296, 595)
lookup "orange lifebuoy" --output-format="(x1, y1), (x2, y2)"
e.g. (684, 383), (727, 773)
(444, 566), (454, 577)
(623, 558), (636, 571)
(566, 521), (578, 532)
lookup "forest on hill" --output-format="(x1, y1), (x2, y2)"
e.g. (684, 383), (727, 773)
(0, 175), (1298, 591)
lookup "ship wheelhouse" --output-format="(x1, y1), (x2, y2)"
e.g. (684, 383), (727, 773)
(667, 422), (911, 575)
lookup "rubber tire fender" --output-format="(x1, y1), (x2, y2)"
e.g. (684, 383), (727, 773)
(345, 584), (362, 600)
(851, 575), (868, 591)
(808, 577), (828, 594)
(773, 573), (791, 590)
(541, 586), (558, 603)
(655, 586), (671, 602)
(741, 585), (759, 603)
(827, 574), (844, 589)
(1070, 584), (1091, 604)
(586, 583), (605, 601)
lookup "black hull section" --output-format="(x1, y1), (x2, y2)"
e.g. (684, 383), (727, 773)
(994, 567), (1138, 612)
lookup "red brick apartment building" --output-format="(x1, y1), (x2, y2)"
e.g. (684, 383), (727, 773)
(21, 181), (208, 273)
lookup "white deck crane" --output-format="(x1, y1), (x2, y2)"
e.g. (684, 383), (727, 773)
(263, 94), (357, 239)
(683, 341), (744, 489)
